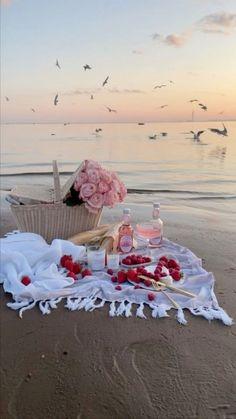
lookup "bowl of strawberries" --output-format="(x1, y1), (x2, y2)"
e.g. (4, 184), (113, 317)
(121, 253), (152, 268)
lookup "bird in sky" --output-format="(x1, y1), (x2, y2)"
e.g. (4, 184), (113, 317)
(208, 123), (228, 137)
(198, 103), (208, 111)
(159, 104), (168, 109)
(148, 134), (157, 140)
(154, 84), (166, 89)
(95, 128), (102, 133)
(102, 76), (109, 87)
(56, 59), (61, 69)
(5, 96), (10, 101)
(83, 64), (92, 70)
(169, 80), (174, 84)
(31, 108), (36, 112)
(105, 106), (117, 113)
(90, 95), (94, 100)
(54, 94), (59, 106)
(190, 130), (205, 141)
(189, 99), (198, 103)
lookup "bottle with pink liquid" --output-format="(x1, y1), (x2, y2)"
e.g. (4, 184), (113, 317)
(118, 208), (134, 253)
(136, 202), (163, 247)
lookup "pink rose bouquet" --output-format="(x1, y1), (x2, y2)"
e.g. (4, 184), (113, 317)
(66, 160), (127, 214)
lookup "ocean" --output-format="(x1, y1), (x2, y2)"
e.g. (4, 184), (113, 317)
(1, 121), (236, 232)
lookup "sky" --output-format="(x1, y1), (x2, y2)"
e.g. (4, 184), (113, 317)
(1, 0), (236, 123)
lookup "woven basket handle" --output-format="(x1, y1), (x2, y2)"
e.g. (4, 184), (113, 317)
(52, 160), (62, 202)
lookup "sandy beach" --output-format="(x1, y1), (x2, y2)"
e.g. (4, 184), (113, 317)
(0, 199), (236, 419)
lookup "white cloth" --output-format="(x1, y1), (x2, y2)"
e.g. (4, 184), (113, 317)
(0, 232), (233, 325)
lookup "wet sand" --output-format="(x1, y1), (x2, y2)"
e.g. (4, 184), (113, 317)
(0, 203), (236, 419)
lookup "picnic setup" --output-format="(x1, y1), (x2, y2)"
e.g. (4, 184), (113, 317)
(0, 159), (233, 326)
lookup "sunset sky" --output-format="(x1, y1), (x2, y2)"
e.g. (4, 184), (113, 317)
(1, 0), (236, 123)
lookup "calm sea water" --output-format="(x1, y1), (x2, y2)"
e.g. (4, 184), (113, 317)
(1, 121), (236, 228)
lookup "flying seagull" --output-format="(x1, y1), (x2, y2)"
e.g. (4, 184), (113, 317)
(198, 103), (208, 111)
(90, 95), (94, 100)
(105, 106), (117, 113)
(102, 76), (109, 87)
(189, 99), (198, 103)
(154, 84), (166, 89)
(54, 94), (59, 106)
(5, 96), (10, 101)
(83, 64), (92, 70)
(159, 104), (168, 109)
(56, 59), (61, 69)
(31, 108), (36, 113)
(190, 130), (205, 141)
(148, 134), (157, 140)
(95, 128), (102, 133)
(208, 123), (228, 137)
(169, 80), (174, 84)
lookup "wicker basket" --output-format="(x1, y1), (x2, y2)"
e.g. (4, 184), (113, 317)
(9, 161), (102, 243)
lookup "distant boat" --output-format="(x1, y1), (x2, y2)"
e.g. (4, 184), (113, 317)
(138, 122), (145, 125)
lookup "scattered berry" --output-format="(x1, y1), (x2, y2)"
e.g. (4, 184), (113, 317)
(64, 259), (74, 272)
(111, 276), (118, 283)
(147, 292), (155, 301)
(72, 262), (81, 274)
(171, 269), (181, 281)
(66, 271), (77, 280)
(144, 279), (152, 287)
(21, 275), (31, 286)
(107, 268), (113, 275)
(81, 268), (92, 278)
(117, 270), (127, 283)
(115, 285), (122, 291)
(167, 259), (179, 269)
(126, 268), (138, 281)
(134, 284), (141, 289)
(60, 254), (72, 267)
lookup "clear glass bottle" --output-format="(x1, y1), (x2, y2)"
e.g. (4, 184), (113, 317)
(136, 202), (163, 247)
(118, 208), (134, 253)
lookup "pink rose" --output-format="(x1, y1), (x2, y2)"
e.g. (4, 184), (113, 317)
(85, 160), (101, 170)
(74, 172), (88, 190)
(100, 168), (113, 184)
(79, 183), (97, 199)
(86, 168), (100, 185)
(87, 192), (104, 209)
(103, 190), (119, 207)
(97, 180), (110, 193)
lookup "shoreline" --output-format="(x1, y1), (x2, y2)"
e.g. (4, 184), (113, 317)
(1, 201), (236, 419)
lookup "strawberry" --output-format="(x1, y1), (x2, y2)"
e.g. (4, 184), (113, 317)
(81, 268), (92, 278)
(66, 271), (77, 280)
(159, 256), (168, 264)
(21, 275), (31, 286)
(107, 268), (114, 275)
(134, 284), (141, 289)
(147, 292), (155, 301)
(126, 269), (137, 281)
(160, 272), (167, 277)
(117, 270), (127, 283)
(154, 274), (160, 281)
(72, 262), (81, 274)
(115, 285), (122, 291)
(60, 254), (72, 267)
(64, 259), (74, 271)
(111, 276), (118, 283)
(171, 269), (181, 281)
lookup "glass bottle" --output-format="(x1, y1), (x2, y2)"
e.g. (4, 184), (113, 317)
(118, 208), (134, 253)
(136, 202), (163, 247)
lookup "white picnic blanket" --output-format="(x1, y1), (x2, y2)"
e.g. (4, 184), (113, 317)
(0, 232), (233, 325)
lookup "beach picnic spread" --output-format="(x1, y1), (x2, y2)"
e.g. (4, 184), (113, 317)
(0, 231), (233, 326)
(1, 159), (233, 326)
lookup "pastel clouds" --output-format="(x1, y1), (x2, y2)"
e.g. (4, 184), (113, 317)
(197, 11), (236, 35)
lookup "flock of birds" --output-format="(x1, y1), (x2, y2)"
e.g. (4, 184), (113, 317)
(4, 60), (228, 137)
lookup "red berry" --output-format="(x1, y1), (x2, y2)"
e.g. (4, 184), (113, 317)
(60, 254), (72, 267)
(159, 256), (168, 264)
(126, 268), (138, 281)
(72, 262), (81, 274)
(117, 270), (127, 283)
(115, 285), (122, 290)
(134, 284), (141, 289)
(154, 274), (160, 281)
(21, 275), (31, 286)
(111, 276), (118, 283)
(144, 279), (152, 287)
(81, 268), (92, 278)
(167, 259), (179, 269)
(171, 270), (181, 281)
(160, 272), (167, 277)
(107, 268), (114, 275)
(147, 292), (155, 301)
(66, 271), (77, 280)
(64, 260), (74, 271)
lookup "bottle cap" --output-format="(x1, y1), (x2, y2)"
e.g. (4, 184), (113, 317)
(123, 208), (131, 214)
